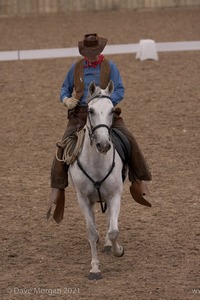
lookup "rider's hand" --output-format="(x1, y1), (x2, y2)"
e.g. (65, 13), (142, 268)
(63, 97), (79, 109)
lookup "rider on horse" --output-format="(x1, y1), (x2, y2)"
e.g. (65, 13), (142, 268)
(48, 33), (152, 222)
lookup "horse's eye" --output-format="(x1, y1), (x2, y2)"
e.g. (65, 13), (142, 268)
(110, 108), (115, 115)
(88, 108), (94, 115)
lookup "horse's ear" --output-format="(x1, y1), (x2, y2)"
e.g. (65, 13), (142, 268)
(105, 80), (114, 95)
(88, 81), (96, 96)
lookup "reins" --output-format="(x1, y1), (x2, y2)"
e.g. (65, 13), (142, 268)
(77, 146), (115, 213)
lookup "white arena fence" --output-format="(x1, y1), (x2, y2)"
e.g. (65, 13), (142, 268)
(0, 41), (200, 61)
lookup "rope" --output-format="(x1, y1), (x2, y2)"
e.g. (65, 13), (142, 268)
(56, 128), (85, 165)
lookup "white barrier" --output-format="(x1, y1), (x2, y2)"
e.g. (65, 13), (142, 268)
(0, 41), (200, 62)
(136, 39), (158, 61)
(0, 50), (19, 61)
(19, 48), (79, 60)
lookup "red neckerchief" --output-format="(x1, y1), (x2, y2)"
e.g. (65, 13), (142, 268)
(84, 54), (104, 68)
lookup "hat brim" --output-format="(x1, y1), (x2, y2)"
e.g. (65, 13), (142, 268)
(78, 37), (108, 57)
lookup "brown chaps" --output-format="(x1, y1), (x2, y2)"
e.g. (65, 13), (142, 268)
(51, 107), (152, 189)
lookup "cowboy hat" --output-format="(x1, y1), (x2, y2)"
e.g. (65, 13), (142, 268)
(78, 33), (108, 57)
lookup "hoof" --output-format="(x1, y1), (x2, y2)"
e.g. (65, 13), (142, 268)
(88, 272), (102, 280)
(103, 245), (112, 254)
(114, 246), (125, 257)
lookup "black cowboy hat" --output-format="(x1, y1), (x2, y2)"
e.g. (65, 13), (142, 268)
(78, 33), (108, 57)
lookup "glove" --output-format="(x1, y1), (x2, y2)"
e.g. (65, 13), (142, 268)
(63, 97), (79, 109)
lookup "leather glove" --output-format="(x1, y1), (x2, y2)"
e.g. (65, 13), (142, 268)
(63, 97), (79, 109)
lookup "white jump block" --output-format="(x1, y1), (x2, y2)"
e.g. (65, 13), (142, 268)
(136, 39), (158, 61)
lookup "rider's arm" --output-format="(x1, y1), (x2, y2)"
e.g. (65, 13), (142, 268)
(109, 61), (124, 106)
(60, 64), (75, 102)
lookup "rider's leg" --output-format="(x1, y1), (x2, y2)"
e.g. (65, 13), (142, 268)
(112, 114), (152, 206)
(48, 118), (80, 223)
(51, 118), (79, 190)
(48, 108), (88, 222)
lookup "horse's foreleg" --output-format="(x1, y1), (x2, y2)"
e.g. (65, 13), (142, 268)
(88, 223), (101, 279)
(103, 209), (112, 253)
(78, 197), (102, 279)
(107, 197), (124, 257)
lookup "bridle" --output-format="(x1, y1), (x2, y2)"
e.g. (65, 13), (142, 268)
(77, 95), (115, 213)
(87, 95), (112, 146)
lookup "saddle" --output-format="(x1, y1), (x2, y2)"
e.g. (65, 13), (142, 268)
(111, 128), (131, 181)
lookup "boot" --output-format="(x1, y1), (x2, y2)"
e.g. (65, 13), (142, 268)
(47, 188), (65, 223)
(130, 180), (151, 207)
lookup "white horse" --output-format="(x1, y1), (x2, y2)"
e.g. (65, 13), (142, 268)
(69, 81), (125, 280)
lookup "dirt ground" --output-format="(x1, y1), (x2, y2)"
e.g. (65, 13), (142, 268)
(0, 7), (200, 300)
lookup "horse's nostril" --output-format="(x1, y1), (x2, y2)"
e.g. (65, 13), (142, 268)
(96, 142), (111, 153)
(96, 143), (101, 149)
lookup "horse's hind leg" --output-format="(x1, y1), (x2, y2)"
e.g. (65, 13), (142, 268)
(78, 197), (102, 280)
(106, 197), (124, 257)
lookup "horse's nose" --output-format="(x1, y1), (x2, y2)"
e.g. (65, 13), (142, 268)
(96, 142), (111, 154)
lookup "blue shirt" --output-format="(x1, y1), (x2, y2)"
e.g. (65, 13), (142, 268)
(60, 60), (124, 106)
